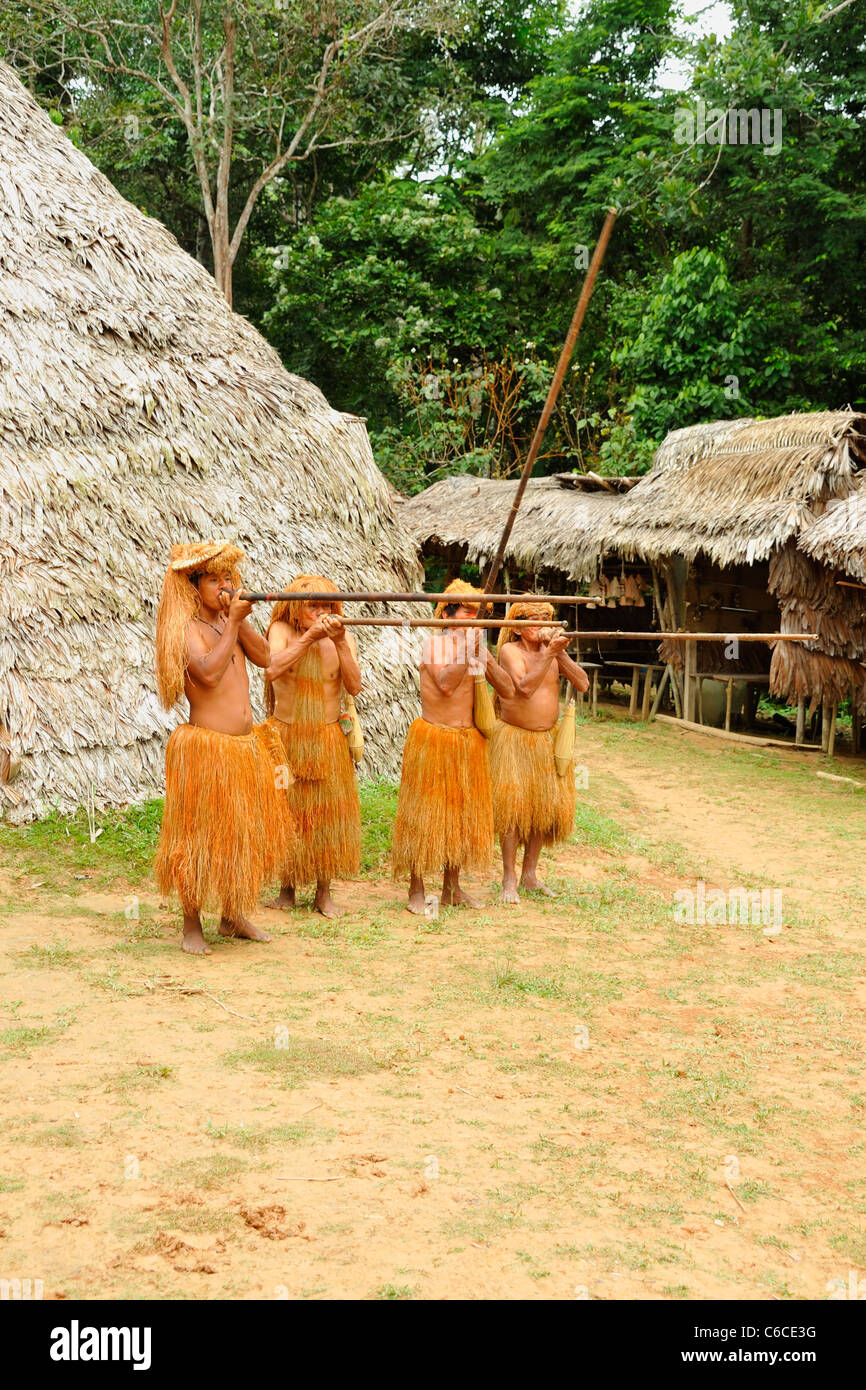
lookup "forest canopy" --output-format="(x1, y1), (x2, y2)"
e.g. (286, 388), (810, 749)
(3, 0), (864, 490)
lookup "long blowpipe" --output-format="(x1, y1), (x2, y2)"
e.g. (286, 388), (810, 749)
(563, 631), (817, 642)
(233, 590), (596, 604)
(483, 206), (618, 595)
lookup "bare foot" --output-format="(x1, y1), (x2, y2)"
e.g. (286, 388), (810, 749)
(502, 879), (520, 905)
(219, 916), (271, 942)
(313, 891), (343, 920)
(267, 887), (296, 910)
(441, 887), (481, 908)
(520, 875), (555, 897)
(182, 926), (212, 955)
(406, 890), (428, 915)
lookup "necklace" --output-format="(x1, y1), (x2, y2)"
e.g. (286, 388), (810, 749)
(197, 616), (235, 662)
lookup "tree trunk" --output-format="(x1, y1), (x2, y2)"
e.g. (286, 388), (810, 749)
(212, 223), (232, 306)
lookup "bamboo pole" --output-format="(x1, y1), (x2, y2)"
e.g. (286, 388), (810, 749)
(656, 714), (821, 750)
(795, 698), (806, 746)
(828, 702), (838, 758)
(684, 639), (696, 722)
(235, 590), (597, 605)
(339, 617), (567, 628)
(562, 631), (817, 642)
(483, 206), (618, 594)
(649, 663), (671, 719)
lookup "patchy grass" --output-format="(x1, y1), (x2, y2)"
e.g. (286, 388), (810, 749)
(156, 1155), (248, 1190)
(358, 779), (399, 874)
(0, 800), (164, 892)
(223, 1036), (383, 1088)
(109, 1063), (175, 1094)
(492, 963), (563, 1001)
(202, 1118), (331, 1149)
(0, 1012), (73, 1053)
(12, 940), (78, 968)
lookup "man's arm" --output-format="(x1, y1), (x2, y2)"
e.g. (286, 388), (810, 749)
(420, 630), (471, 695)
(556, 649), (590, 693)
(265, 619), (322, 681)
(235, 618), (270, 668)
(499, 639), (558, 699)
(483, 649), (515, 698)
(423, 658), (470, 695)
(185, 594), (248, 688)
(323, 617), (362, 696)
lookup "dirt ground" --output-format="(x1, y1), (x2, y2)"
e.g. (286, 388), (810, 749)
(1, 711), (865, 1300)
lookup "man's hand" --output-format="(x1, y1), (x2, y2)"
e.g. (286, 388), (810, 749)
(466, 627), (486, 674)
(546, 630), (570, 655)
(306, 615), (331, 642)
(225, 592), (253, 624)
(321, 614), (346, 643)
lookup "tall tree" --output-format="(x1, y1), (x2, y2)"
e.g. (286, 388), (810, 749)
(2, 0), (456, 304)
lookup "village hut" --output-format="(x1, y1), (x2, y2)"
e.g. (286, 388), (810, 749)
(399, 471), (638, 590)
(0, 63), (423, 823)
(603, 411), (866, 730)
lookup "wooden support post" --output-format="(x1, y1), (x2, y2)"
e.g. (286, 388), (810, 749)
(683, 641), (697, 723)
(795, 697), (806, 747)
(725, 678), (734, 733)
(591, 667), (598, 719)
(670, 665), (683, 719)
(827, 703), (838, 758)
(629, 665), (640, 718)
(650, 663), (672, 719)
(640, 666), (653, 721)
(697, 674), (704, 726)
(853, 708), (862, 755)
(821, 700), (831, 753)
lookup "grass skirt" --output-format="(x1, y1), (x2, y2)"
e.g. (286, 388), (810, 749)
(154, 723), (293, 918)
(266, 716), (360, 885)
(391, 718), (493, 878)
(488, 719), (575, 845)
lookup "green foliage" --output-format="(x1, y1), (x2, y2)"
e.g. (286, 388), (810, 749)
(358, 779), (399, 874)
(0, 800), (163, 890)
(262, 179), (507, 419)
(2, 0), (864, 482)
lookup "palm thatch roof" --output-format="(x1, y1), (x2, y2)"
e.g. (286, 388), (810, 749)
(768, 543), (866, 712)
(0, 62), (423, 823)
(399, 472), (637, 582)
(797, 480), (866, 581)
(603, 412), (866, 566)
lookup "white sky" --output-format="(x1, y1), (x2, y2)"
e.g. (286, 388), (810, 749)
(681, 0), (733, 40)
(660, 1), (734, 90)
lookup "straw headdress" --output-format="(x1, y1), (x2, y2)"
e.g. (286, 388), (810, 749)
(433, 578), (490, 620)
(493, 598), (555, 654)
(264, 575), (344, 723)
(156, 542), (246, 710)
(268, 575), (343, 634)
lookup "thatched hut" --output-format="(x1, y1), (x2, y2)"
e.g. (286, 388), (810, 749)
(399, 471), (637, 589)
(603, 411), (866, 729)
(0, 63), (423, 823)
